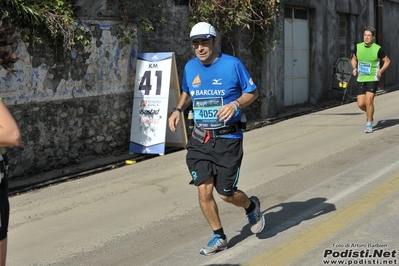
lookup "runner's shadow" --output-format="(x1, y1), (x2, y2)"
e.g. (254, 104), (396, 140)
(372, 119), (399, 132)
(257, 197), (335, 239)
(203, 264), (240, 266)
(227, 197), (335, 248)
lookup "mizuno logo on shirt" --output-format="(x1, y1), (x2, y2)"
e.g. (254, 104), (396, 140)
(212, 78), (222, 85)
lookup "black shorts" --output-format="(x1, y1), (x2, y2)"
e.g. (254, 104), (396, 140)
(357, 81), (379, 95)
(186, 137), (243, 196)
(0, 172), (9, 241)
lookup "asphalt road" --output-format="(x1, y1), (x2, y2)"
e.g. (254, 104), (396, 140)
(7, 90), (399, 266)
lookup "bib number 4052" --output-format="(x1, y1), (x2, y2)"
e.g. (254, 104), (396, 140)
(199, 109), (217, 118)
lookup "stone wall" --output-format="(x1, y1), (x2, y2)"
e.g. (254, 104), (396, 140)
(8, 93), (132, 179)
(2, 20), (138, 179)
(2, 1), (193, 180)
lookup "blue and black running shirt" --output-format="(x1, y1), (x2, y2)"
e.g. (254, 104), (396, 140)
(182, 53), (257, 139)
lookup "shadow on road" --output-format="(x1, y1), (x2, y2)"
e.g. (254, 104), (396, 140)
(203, 264), (241, 266)
(373, 119), (399, 131)
(227, 197), (336, 248)
(314, 112), (363, 116)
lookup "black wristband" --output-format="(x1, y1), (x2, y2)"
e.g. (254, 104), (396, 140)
(171, 107), (182, 113)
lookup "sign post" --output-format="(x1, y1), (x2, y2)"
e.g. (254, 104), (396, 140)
(129, 52), (187, 155)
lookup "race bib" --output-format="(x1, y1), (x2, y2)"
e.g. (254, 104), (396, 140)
(193, 97), (224, 129)
(358, 62), (371, 75)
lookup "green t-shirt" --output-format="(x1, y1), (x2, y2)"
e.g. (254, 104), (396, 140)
(356, 43), (381, 82)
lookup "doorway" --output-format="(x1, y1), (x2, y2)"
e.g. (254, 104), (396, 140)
(284, 8), (309, 106)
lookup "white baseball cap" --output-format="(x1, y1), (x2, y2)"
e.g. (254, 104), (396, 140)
(190, 22), (217, 41)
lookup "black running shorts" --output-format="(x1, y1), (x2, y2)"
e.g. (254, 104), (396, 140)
(186, 137), (243, 196)
(357, 81), (379, 95)
(0, 176), (10, 241)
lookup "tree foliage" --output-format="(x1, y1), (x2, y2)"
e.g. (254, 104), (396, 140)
(0, 21), (21, 73)
(0, 0), (280, 53)
(189, 0), (280, 49)
(0, 0), (84, 51)
(0, 0), (168, 51)
(113, 0), (167, 34)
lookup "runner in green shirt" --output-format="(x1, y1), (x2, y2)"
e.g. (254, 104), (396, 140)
(351, 26), (390, 133)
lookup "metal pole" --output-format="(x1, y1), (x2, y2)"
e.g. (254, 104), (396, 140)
(376, 0), (384, 90)
(376, 0), (383, 45)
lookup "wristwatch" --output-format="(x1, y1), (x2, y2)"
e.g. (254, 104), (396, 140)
(171, 107), (182, 113)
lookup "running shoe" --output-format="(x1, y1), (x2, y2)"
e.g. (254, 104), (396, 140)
(199, 234), (227, 256)
(247, 196), (265, 233)
(365, 122), (373, 133)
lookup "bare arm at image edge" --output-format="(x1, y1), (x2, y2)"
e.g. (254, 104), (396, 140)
(0, 100), (21, 147)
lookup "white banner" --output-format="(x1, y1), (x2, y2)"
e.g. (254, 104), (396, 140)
(129, 52), (186, 154)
